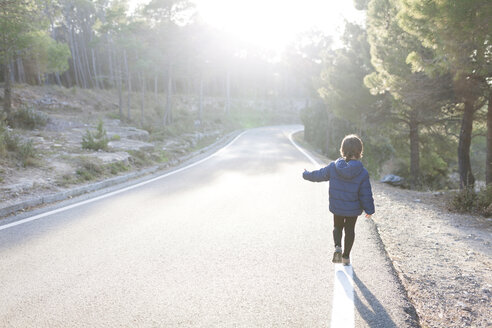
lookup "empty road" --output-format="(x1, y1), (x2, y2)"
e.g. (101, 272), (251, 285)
(0, 126), (417, 327)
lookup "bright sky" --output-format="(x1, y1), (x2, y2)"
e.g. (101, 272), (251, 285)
(129, 0), (364, 52)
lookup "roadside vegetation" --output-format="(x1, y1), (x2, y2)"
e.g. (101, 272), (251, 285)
(301, 0), (490, 215)
(1, 0), (490, 216)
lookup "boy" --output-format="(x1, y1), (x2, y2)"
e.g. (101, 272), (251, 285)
(302, 134), (375, 266)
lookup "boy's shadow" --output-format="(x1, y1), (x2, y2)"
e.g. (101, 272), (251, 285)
(351, 269), (398, 328)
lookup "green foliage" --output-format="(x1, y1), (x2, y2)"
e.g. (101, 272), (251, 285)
(107, 161), (130, 175)
(471, 135), (486, 182)
(82, 121), (109, 151)
(129, 150), (152, 167)
(227, 107), (273, 129)
(450, 188), (477, 213)
(362, 135), (394, 178)
(0, 0), (46, 62)
(46, 37), (71, 74)
(398, 0), (491, 79)
(388, 127), (459, 189)
(450, 186), (492, 217)
(76, 157), (105, 181)
(157, 150), (169, 163)
(0, 123), (38, 167)
(17, 140), (37, 167)
(319, 22), (383, 126)
(300, 104), (330, 154)
(8, 107), (48, 129)
(58, 156), (130, 186)
(27, 31), (71, 77)
(301, 103), (394, 178)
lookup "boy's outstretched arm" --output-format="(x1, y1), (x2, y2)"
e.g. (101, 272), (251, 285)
(302, 165), (331, 182)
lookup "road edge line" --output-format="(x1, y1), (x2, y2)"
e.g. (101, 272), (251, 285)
(0, 130), (248, 232)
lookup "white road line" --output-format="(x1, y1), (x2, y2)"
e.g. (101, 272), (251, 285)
(331, 265), (355, 327)
(288, 129), (355, 328)
(0, 131), (247, 232)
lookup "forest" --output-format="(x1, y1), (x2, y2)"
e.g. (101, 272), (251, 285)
(1, 0), (491, 212)
(303, 0), (491, 201)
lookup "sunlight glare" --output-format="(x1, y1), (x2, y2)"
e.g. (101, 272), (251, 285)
(193, 0), (364, 52)
(127, 0), (364, 52)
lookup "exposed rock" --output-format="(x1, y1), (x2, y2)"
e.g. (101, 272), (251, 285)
(108, 139), (154, 152)
(85, 151), (131, 164)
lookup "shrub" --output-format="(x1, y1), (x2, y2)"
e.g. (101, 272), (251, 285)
(76, 157), (104, 181)
(0, 123), (38, 166)
(450, 188), (477, 213)
(477, 186), (492, 216)
(82, 120), (109, 151)
(450, 186), (492, 216)
(129, 150), (151, 167)
(107, 161), (129, 175)
(8, 107), (48, 129)
(17, 140), (37, 167)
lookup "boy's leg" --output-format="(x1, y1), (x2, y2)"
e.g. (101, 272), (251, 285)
(333, 215), (344, 248)
(342, 216), (358, 258)
(332, 215), (344, 263)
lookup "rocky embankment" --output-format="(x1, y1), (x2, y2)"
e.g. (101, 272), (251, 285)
(372, 183), (492, 328)
(1, 90), (226, 217)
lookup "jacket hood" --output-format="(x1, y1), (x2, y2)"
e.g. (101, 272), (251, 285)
(335, 158), (363, 180)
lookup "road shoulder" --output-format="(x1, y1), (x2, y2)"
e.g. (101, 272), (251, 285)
(373, 182), (492, 328)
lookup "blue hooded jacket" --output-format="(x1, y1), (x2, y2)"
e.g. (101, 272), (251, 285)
(303, 158), (375, 216)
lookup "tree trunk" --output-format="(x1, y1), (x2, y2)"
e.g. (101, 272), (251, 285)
(458, 99), (476, 189)
(81, 39), (93, 88)
(154, 73), (158, 104)
(486, 90), (492, 185)
(107, 37), (115, 88)
(225, 69), (230, 114)
(68, 26), (80, 87)
(91, 48), (99, 89)
(140, 73), (145, 127)
(55, 72), (62, 86)
(74, 35), (87, 88)
(16, 57), (25, 83)
(409, 113), (420, 189)
(3, 56), (12, 115)
(199, 72), (204, 122)
(37, 70), (42, 85)
(124, 50), (131, 121)
(117, 55), (123, 119)
(164, 62), (173, 125)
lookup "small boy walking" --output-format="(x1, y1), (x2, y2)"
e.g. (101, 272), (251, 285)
(302, 134), (375, 266)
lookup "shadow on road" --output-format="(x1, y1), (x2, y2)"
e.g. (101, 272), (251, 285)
(352, 270), (398, 328)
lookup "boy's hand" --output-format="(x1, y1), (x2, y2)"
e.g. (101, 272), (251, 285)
(365, 214), (372, 219)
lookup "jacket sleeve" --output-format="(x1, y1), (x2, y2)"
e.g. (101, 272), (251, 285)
(359, 174), (375, 215)
(303, 164), (331, 182)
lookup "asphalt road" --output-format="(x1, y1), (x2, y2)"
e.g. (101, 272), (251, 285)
(0, 126), (417, 327)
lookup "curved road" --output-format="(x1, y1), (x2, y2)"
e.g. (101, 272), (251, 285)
(0, 126), (417, 327)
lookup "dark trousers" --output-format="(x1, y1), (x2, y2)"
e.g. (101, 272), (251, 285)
(333, 215), (358, 258)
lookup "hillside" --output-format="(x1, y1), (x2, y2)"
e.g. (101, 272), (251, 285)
(0, 84), (300, 216)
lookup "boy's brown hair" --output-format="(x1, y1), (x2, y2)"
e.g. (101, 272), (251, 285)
(340, 134), (363, 160)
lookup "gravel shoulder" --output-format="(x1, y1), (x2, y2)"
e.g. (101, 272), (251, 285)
(372, 182), (492, 328)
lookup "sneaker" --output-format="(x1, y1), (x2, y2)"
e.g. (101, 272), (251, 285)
(332, 246), (342, 263)
(342, 256), (350, 266)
